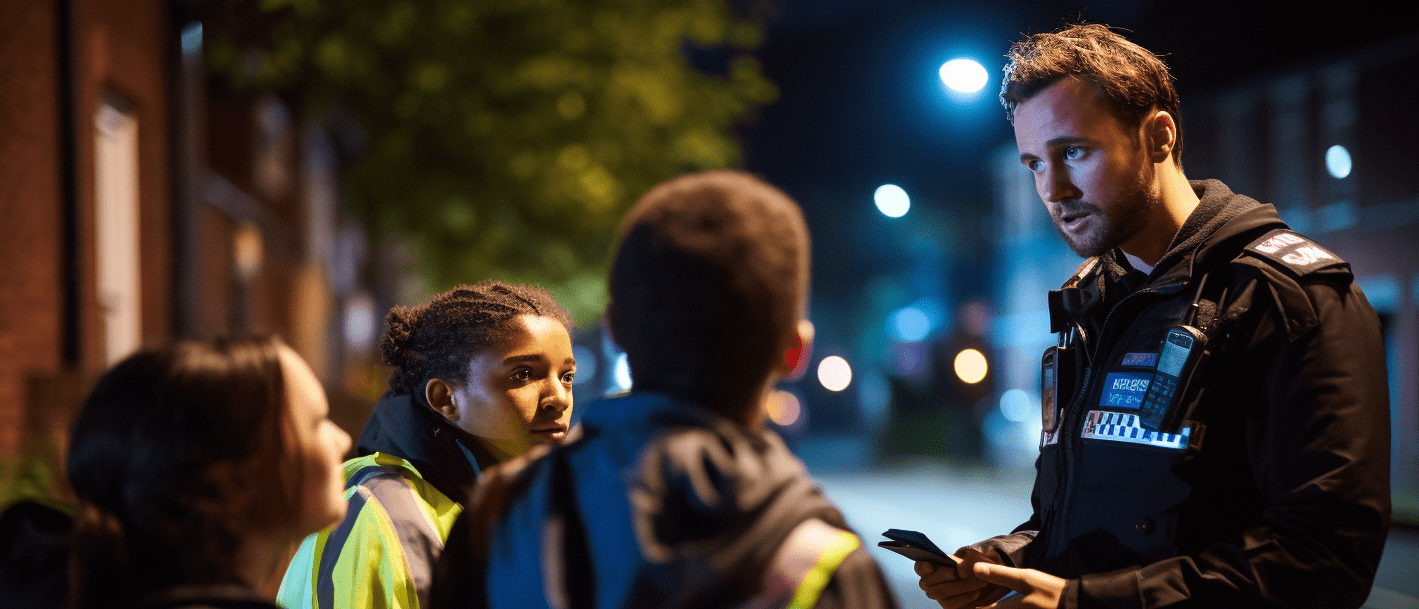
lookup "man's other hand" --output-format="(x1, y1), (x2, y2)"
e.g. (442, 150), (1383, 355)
(914, 548), (1011, 609)
(970, 562), (1064, 609)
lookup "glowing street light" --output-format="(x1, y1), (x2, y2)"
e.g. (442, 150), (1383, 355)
(874, 184), (910, 218)
(939, 58), (988, 94)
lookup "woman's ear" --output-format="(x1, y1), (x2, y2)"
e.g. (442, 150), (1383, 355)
(425, 379), (460, 422)
(780, 319), (815, 381)
(206, 460), (257, 522)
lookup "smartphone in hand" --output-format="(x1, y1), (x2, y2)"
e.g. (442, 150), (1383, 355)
(877, 529), (960, 567)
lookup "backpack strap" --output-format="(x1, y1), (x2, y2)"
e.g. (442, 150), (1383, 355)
(543, 448), (595, 609)
(747, 519), (862, 609)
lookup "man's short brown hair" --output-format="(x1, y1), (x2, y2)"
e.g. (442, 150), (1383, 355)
(1001, 23), (1183, 165)
(607, 170), (809, 415)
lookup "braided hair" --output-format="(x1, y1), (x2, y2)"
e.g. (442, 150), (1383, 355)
(380, 281), (572, 396)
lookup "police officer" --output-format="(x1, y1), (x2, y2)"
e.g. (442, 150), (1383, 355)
(915, 24), (1391, 609)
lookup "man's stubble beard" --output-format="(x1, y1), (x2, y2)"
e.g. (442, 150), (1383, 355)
(1056, 160), (1157, 258)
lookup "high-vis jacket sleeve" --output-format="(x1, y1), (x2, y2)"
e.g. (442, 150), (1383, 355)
(277, 455), (463, 609)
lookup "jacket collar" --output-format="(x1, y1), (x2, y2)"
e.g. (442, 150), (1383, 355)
(1150, 179), (1289, 286)
(1099, 179), (1288, 292)
(1051, 179), (1288, 329)
(355, 391), (493, 504)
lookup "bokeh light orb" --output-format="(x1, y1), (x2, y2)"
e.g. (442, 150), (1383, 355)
(874, 184), (910, 218)
(614, 352), (632, 392)
(939, 58), (988, 93)
(766, 390), (803, 427)
(1326, 144), (1352, 179)
(954, 348), (988, 384)
(892, 307), (931, 342)
(999, 389), (1032, 422)
(818, 356), (853, 392)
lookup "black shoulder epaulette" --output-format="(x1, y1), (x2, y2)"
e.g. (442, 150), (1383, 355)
(1236, 229), (1354, 340)
(1242, 229), (1349, 279)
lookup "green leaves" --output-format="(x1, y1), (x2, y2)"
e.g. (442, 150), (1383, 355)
(208, 0), (776, 324)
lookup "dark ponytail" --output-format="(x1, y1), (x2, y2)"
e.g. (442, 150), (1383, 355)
(65, 337), (295, 608)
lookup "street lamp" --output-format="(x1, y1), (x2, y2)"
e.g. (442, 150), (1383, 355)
(874, 184), (910, 218)
(939, 58), (988, 94)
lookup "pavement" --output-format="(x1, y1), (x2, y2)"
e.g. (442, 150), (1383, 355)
(799, 442), (1419, 609)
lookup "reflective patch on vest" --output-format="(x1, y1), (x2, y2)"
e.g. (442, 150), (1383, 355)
(1120, 352), (1158, 367)
(1080, 410), (1189, 450)
(1245, 229), (1346, 276)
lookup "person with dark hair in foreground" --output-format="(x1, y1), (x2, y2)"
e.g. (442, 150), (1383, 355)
(915, 24), (1390, 609)
(430, 170), (898, 609)
(64, 336), (352, 609)
(278, 281), (576, 609)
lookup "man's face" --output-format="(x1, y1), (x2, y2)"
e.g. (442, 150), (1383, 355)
(1013, 77), (1158, 258)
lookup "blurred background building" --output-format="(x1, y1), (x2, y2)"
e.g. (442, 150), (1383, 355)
(2, 0), (1415, 606)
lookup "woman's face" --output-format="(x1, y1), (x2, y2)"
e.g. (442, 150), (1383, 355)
(279, 345), (352, 535)
(452, 315), (575, 460)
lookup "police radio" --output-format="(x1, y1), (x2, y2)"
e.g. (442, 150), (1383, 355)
(1138, 325), (1207, 432)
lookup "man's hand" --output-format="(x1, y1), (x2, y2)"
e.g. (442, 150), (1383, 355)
(969, 562), (1065, 609)
(915, 548), (1011, 609)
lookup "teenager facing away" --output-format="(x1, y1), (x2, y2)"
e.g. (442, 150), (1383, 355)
(278, 281), (576, 609)
(431, 170), (898, 609)
(65, 337), (352, 609)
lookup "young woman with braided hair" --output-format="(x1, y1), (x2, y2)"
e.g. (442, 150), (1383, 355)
(277, 280), (576, 609)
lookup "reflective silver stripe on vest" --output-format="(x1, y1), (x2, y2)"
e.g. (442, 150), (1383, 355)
(1080, 410), (1190, 450)
(318, 465), (445, 608)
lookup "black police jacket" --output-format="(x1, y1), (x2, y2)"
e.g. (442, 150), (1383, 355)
(978, 180), (1391, 609)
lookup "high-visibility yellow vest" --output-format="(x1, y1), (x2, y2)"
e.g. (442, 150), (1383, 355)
(277, 453), (463, 609)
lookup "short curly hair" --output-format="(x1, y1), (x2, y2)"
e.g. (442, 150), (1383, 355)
(380, 281), (572, 396)
(1001, 23), (1183, 165)
(608, 170), (809, 413)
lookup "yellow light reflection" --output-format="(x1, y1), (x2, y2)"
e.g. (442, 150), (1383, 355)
(766, 390), (802, 427)
(954, 348), (988, 384)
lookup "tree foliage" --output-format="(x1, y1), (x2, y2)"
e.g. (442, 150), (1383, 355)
(205, 0), (778, 323)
